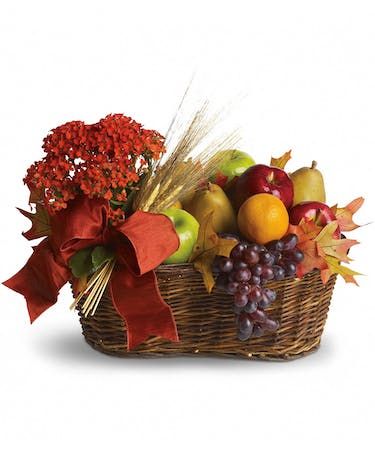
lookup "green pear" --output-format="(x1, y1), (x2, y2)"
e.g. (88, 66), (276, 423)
(290, 160), (326, 206)
(186, 183), (237, 233)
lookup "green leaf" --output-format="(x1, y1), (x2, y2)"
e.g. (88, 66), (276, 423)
(110, 199), (127, 207)
(68, 247), (94, 278)
(91, 246), (115, 272)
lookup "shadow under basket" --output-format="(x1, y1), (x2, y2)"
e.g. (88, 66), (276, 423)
(77, 265), (337, 360)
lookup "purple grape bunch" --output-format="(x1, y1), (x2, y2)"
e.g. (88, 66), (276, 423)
(216, 233), (304, 341)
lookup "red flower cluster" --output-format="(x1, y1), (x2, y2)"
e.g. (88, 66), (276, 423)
(24, 114), (165, 223)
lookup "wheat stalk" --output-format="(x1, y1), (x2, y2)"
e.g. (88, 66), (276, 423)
(70, 259), (116, 317)
(133, 86), (241, 213)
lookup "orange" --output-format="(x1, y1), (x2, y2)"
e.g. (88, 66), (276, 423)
(237, 193), (289, 244)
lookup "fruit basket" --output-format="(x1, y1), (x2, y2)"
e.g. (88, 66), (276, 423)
(79, 265), (337, 359)
(2, 99), (364, 361)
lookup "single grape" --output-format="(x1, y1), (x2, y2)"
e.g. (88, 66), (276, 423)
(227, 281), (239, 294)
(249, 285), (262, 301)
(251, 275), (261, 285)
(281, 233), (298, 251)
(238, 313), (253, 334)
(258, 296), (271, 309)
(258, 289), (277, 309)
(249, 309), (268, 323)
(260, 251), (273, 265)
(263, 288), (277, 303)
(245, 301), (258, 313)
(247, 243), (262, 253)
(234, 292), (249, 307)
(261, 266), (274, 282)
(212, 256), (221, 274)
(238, 329), (252, 341)
(243, 248), (260, 265)
(283, 260), (297, 277)
(215, 274), (228, 290)
(233, 260), (248, 270)
(238, 283), (251, 295)
(284, 248), (304, 263)
(273, 265), (285, 281)
(263, 318), (279, 332)
(266, 255), (275, 266)
(235, 268), (251, 282)
(251, 264), (263, 276)
(252, 324), (264, 337)
(219, 257), (234, 273)
(228, 272), (236, 282)
(230, 242), (247, 259)
(266, 239), (284, 252)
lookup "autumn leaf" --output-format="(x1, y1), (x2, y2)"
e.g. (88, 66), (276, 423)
(288, 219), (322, 243)
(295, 239), (328, 278)
(16, 185), (51, 240)
(17, 203), (51, 240)
(28, 186), (44, 205)
(270, 150), (292, 169)
(331, 197), (365, 232)
(289, 219), (361, 284)
(321, 256), (361, 285)
(314, 221), (359, 263)
(189, 211), (237, 293)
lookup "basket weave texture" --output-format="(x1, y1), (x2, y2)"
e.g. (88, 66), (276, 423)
(78, 265), (336, 360)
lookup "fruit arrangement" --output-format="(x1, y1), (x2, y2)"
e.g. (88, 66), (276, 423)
(161, 150), (364, 342)
(2, 102), (365, 356)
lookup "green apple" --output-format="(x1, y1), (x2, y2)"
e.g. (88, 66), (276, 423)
(162, 208), (199, 264)
(211, 150), (255, 186)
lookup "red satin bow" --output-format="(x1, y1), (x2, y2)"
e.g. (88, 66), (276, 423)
(3, 196), (180, 350)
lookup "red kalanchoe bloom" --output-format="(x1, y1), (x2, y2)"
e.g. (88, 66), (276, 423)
(24, 114), (165, 223)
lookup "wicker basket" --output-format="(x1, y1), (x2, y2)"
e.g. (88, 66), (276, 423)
(77, 264), (337, 360)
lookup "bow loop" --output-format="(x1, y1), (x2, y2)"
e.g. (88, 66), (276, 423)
(49, 196), (109, 264)
(115, 210), (180, 276)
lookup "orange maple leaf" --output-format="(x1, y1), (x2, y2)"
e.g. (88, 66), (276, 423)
(331, 197), (365, 232)
(296, 239), (328, 278)
(289, 219), (361, 284)
(288, 219), (322, 243)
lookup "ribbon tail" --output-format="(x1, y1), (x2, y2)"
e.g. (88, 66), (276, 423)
(2, 239), (70, 323)
(109, 266), (179, 350)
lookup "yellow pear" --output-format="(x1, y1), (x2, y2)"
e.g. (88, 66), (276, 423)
(185, 183), (237, 233)
(290, 160), (326, 206)
(180, 190), (196, 210)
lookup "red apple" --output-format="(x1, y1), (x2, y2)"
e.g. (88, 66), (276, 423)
(234, 164), (294, 209)
(289, 201), (341, 238)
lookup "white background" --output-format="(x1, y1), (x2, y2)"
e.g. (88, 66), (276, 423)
(0, 1), (374, 449)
